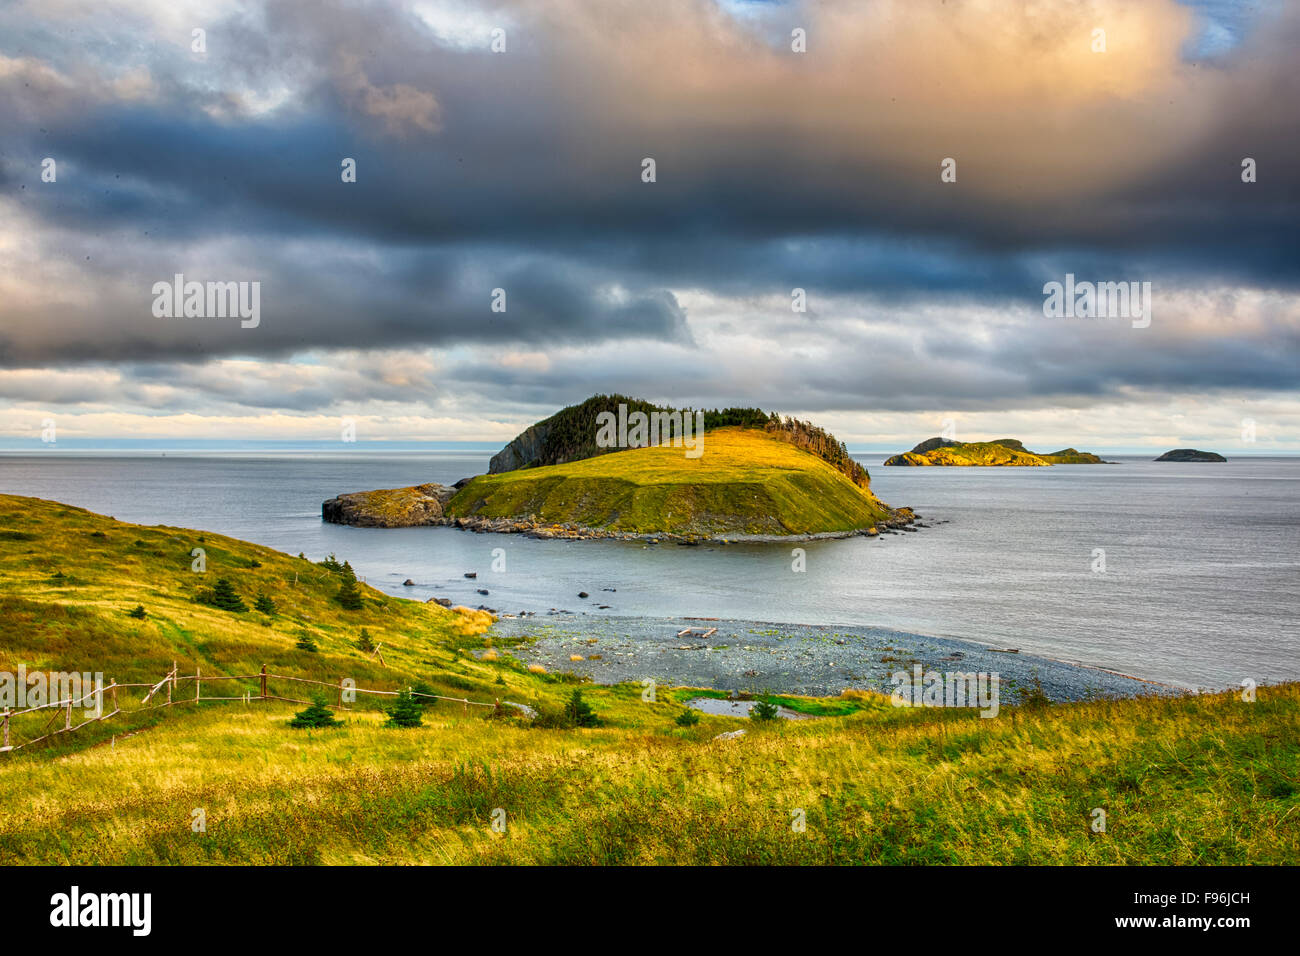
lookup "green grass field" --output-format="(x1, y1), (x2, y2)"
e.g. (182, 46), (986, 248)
(1, 494), (1296, 865)
(448, 426), (893, 535)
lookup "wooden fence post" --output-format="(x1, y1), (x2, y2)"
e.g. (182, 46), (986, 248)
(2, 710), (9, 751)
(195, 667), (201, 702)
(260, 664), (267, 700)
(337, 679), (343, 707)
(168, 661), (175, 704)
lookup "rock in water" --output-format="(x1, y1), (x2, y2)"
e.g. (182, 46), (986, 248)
(321, 483), (454, 527)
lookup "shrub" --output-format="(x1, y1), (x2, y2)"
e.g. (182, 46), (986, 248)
(1017, 677), (1052, 711)
(254, 592), (277, 615)
(295, 634), (319, 653)
(288, 692), (342, 729)
(127, 604), (147, 620)
(675, 707), (700, 727)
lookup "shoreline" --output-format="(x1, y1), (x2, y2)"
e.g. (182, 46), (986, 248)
(325, 506), (924, 542)
(486, 613), (1181, 703)
(442, 509), (923, 542)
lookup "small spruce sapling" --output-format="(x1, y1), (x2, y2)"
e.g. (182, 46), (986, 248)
(356, 628), (376, 653)
(565, 688), (600, 727)
(209, 577), (247, 613)
(289, 692), (342, 729)
(337, 561), (364, 610)
(385, 688), (424, 728)
(751, 697), (780, 722)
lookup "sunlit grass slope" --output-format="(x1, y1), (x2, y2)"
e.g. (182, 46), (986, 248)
(0, 683), (1295, 865)
(447, 427), (893, 535)
(0, 494), (493, 695)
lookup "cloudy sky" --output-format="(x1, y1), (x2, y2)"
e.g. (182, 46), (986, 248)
(1, 0), (1296, 452)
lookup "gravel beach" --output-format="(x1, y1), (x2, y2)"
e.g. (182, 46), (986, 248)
(488, 613), (1174, 703)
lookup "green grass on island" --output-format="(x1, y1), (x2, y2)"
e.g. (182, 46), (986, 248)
(1, 495), (1297, 865)
(885, 437), (1108, 467)
(448, 426), (894, 536)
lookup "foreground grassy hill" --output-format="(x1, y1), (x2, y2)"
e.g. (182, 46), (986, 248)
(447, 426), (894, 536)
(885, 437), (1107, 466)
(1, 496), (1296, 865)
(0, 494), (497, 702)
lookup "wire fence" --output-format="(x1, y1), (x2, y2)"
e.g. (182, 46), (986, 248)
(0, 662), (500, 755)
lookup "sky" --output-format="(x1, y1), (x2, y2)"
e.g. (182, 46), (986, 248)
(0, 0), (1296, 453)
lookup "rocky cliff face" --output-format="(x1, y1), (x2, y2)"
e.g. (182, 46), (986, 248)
(1155, 449), (1226, 462)
(489, 421), (552, 473)
(322, 483), (456, 527)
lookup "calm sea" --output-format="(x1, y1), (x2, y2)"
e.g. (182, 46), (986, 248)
(2, 450), (1296, 690)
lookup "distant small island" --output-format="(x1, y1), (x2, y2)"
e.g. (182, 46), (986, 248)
(884, 437), (1111, 467)
(324, 396), (917, 540)
(1155, 448), (1226, 462)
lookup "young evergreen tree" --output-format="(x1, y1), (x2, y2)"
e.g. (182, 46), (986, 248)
(355, 627), (376, 653)
(385, 687), (424, 728)
(254, 592), (277, 615)
(288, 692), (342, 729)
(295, 634), (319, 653)
(337, 561), (364, 610)
(209, 577), (248, 613)
(674, 706), (700, 727)
(127, 604), (147, 619)
(565, 688), (600, 727)
(751, 697), (780, 722)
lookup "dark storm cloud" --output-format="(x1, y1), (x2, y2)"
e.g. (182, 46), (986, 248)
(0, 0), (1295, 410)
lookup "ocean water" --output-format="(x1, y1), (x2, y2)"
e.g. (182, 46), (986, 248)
(1, 450), (1296, 690)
